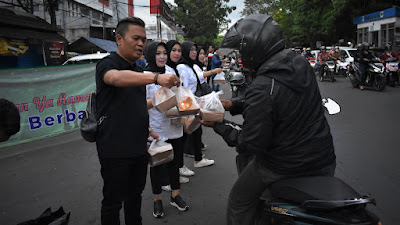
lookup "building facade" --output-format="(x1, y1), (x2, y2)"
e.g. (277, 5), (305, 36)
(354, 7), (400, 51)
(0, 0), (177, 43)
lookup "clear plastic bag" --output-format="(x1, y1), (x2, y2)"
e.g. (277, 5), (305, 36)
(214, 72), (226, 84)
(182, 115), (201, 134)
(148, 137), (174, 167)
(152, 87), (177, 112)
(199, 91), (225, 122)
(175, 86), (200, 116)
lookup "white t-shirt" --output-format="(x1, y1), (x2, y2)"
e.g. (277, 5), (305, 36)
(176, 64), (205, 94)
(145, 68), (183, 139)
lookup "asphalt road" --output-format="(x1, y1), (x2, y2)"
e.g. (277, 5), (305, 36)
(0, 74), (399, 225)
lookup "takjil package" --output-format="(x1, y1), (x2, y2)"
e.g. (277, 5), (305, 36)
(148, 137), (174, 167)
(182, 115), (200, 134)
(152, 87), (177, 112)
(214, 72), (226, 84)
(198, 91), (225, 122)
(175, 86), (200, 116)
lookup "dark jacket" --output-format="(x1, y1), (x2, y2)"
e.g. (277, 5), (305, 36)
(213, 49), (336, 175)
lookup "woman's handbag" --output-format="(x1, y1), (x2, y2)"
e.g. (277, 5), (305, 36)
(80, 92), (98, 142)
(193, 68), (212, 97)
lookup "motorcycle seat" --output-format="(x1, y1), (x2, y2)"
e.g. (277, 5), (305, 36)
(267, 176), (364, 206)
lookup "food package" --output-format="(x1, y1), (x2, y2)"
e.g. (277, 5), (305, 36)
(182, 115), (201, 134)
(199, 91), (225, 122)
(214, 72), (226, 84)
(152, 87), (177, 112)
(170, 117), (185, 125)
(165, 106), (180, 118)
(176, 86), (200, 116)
(148, 137), (174, 167)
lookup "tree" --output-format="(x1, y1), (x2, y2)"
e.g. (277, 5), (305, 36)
(170, 0), (235, 47)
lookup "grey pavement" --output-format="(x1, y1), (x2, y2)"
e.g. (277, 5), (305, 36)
(0, 74), (399, 225)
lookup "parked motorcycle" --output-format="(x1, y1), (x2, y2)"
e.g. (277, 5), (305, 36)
(253, 99), (381, 225)
(384, 57), (399, 87)
(321, 60), (336, 82)
(347, 58), (386, 91)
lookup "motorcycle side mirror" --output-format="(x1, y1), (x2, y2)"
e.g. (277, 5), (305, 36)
(322, 98), (340, 115)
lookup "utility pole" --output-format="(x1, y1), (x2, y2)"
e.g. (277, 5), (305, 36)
(102, 1), (105, 39)
(157, 4), (160, 39)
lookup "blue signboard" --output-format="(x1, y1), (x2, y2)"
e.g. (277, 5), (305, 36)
(353, 7), (400, 24)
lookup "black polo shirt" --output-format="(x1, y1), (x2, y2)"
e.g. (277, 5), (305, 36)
(95, 52), (149, 158)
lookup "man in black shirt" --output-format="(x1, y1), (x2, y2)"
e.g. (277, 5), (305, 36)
(95, 17), (179, 225)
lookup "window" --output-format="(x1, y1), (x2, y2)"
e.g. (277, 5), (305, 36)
(81, 6), (90, 17)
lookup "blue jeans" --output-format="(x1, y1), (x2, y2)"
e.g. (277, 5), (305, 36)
(210, 74), (220, 91)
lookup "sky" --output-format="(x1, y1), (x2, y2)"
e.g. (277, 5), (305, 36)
(164, 0), (245, 34)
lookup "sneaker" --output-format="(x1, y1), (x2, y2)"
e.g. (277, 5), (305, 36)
(161, 185), (171, 191)
(194, 158), (214, 168)
(179, 176), (189, 184)
(170, 195), (189, 211)
(153, 200), (164, 218)
(179, 165), (195, 176)
(184, 153), (205, 158)
(201, 144), (207, 151)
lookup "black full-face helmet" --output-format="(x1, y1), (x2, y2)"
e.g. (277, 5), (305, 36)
(219, 14), (285, 69)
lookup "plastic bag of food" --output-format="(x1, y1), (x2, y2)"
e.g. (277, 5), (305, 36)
(152, 87), (177, 112)
(148, 137), (174, 167)
(175, 86), (200, 116)
(199, 91), (225, 122)
(182, 115), (201, 134)
(214, 72), (226, 84)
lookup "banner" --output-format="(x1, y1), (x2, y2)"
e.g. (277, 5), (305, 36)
(0, 64), (96, 148)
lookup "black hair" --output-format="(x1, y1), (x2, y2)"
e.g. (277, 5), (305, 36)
(116, 17), (145, 37)
(0, 99), (20, 138)
(215, 46), (219, 51)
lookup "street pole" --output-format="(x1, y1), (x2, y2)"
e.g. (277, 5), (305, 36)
(157, 4), (160, 39)
(102, 1), (105, 39)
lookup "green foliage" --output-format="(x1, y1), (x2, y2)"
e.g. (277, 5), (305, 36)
(171, 0), (235, 47)
(241, 0), (399, 48)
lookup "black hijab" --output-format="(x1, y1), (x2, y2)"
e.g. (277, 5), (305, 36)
(195, 46), (206, 68)
(166, 40), (181, 77)
(180, 41), (197, 68)
(144, 41), (166, 74)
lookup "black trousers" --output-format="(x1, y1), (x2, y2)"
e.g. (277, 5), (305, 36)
(183, 127), (203, 161)
(150, 137), (184, 194)
(227, 158), (336, 225)
(99, 155), (148, 225)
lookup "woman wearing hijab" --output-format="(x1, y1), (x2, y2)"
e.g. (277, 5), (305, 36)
(177, 41), (219, 168)
(145, 41), (189, 218)
(165, 40), (197, 179)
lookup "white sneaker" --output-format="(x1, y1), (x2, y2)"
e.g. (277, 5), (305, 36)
(179, 176), (190, 184)
(161, 185), (171, 192)
(194, 158), (215, 168)
(179, 165), (195, 176)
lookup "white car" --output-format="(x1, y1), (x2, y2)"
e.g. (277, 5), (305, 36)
(62, 52), (109, 65)
(313, 47), (357, 74)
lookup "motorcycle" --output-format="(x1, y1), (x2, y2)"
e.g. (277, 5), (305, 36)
(347, 58), (386, 91)
(307, 56), (317, 71)
(336, 56), (348, 77)
(384, 57), (399, 87)
(321, 60), (336, 82)
(254, 99), (381, 225)
(225, 69), (249, 98)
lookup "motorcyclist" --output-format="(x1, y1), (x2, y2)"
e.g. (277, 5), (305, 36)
(354, 43), (363, 63)
(303, 47), (314, 59)
(198, 14), (336, 225)
(358, 42), (373, 90)
(381, 43), (400, 86)
(318, 46), (331, 81)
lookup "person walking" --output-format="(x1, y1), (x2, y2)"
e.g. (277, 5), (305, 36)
(144, 41), (189, 218)
(177, 41), (215, 168)
(95, 17), (179, 225)
(210, 47), (223, 91)
(206, 45), (215, 84)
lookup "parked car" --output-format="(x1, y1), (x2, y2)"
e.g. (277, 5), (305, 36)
(62, 52), (109, 65)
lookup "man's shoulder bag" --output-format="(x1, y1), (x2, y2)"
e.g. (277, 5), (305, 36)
(80, 92), (98, 142)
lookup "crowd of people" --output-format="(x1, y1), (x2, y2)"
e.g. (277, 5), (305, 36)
(92, 14), (338, 225)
